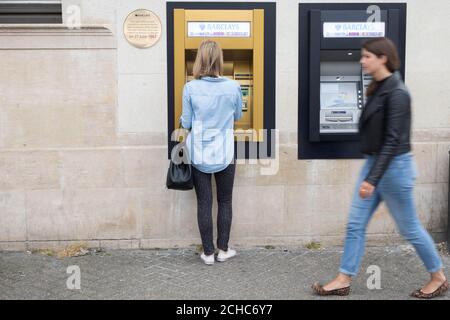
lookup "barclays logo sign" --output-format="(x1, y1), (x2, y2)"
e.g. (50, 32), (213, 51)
(187, 21), (251, 38)
(324, 22), (385, 38)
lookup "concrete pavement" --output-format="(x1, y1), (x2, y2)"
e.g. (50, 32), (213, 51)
(0, 244), (449, 300)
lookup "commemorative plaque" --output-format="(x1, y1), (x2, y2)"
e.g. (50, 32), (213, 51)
(124, 9), (162, 48)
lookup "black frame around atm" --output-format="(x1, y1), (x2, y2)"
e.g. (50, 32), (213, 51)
(298, 3), (407, 159)
(167, 2), (276, 159)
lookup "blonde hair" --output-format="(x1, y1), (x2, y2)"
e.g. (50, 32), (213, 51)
(193, 40), (223, 79)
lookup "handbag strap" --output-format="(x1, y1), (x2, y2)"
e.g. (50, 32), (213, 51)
(177, 121), (189, 143)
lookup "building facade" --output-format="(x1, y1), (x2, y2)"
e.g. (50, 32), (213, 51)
(0, 0), (449, 251)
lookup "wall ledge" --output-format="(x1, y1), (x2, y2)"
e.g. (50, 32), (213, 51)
(0, 24), (116, 49)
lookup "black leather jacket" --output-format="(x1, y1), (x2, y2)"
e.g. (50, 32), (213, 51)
(358, 71), (412, 186)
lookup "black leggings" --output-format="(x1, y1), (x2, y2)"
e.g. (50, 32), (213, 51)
(192, 163), (235, 256)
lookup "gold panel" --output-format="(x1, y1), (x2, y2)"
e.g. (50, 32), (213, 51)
(252, 9), (264, 142)
(184, 10), (253, 22)
(174, 9), (185, 130)
(185, 38), (253, 50)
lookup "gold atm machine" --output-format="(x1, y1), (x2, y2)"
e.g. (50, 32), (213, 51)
(167, 2), (276, 159)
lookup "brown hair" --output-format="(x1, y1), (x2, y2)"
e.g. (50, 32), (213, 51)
(193, 40), (224, 79)
(362, 37), (401, 96)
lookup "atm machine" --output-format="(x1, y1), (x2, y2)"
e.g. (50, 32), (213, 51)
(319, 50), (370, 136)
(167, 2), (276, 159)
(174, 9), (263, 140)
(184, 49), (255, 132)
(298, 3), (407, 159)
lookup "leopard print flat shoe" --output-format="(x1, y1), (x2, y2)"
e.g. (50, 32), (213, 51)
(410, 280), (449, 299)
(312, 282), (351, 296)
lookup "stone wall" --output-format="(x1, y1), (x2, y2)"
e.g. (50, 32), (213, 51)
(0, 0), (448, 251)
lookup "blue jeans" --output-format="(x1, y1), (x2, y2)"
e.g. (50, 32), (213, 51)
(339, 152), (443, 276)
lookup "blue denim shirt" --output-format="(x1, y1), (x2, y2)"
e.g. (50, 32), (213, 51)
(180, 76), (243, 173)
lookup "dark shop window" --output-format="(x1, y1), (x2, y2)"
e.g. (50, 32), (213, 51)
(0, 0), (62, 24)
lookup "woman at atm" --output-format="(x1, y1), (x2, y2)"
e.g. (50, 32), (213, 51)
(312, 37), (448, 298)
(180, 40), (243, 265)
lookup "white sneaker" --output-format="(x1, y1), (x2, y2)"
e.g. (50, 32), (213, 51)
(200, 252), (214, 265)
(216, 248), (237, 262)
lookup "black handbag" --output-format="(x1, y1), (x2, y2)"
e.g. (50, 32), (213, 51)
(166, 142), (193, 190)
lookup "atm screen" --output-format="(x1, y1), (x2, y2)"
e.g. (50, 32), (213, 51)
(320, 82), (358, 109)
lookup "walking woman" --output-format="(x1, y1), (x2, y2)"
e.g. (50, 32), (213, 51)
(312, 37), (448, 298)
(180, 40), (243, 265)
